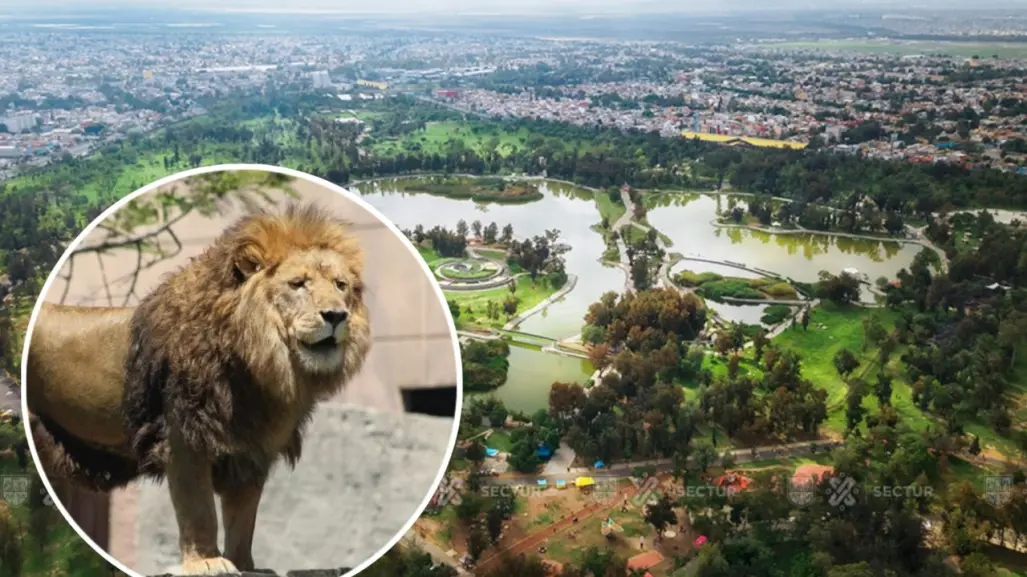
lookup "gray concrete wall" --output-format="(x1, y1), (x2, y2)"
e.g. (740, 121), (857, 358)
(36, 172), (459, 575)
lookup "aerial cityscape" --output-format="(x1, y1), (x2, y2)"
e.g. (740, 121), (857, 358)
(1, 2), (1027, 576)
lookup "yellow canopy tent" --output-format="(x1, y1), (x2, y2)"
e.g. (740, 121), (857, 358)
(575, 476), (596, 489)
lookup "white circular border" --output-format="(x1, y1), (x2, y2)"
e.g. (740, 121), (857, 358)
(19, 163), (464, 577)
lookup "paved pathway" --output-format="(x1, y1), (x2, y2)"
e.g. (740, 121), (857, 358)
(503, 274), (578, 330)
(486, 439), (844, 485)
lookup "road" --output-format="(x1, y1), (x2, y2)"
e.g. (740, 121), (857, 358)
(484, 439), (845, 486)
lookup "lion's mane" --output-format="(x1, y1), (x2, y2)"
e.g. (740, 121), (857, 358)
(122, 203), (372, 493)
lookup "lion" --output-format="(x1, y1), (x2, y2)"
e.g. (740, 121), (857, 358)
(25, 203), (372, 575)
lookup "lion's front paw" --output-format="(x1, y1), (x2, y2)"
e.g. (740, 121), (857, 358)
(179, 556), (240, 575)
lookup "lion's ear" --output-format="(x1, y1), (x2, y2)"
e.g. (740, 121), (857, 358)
(234, 243), (266, 280)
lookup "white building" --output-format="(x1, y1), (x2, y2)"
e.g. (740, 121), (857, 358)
(1, 115), (37, 133)
(311, 70), (332, 89)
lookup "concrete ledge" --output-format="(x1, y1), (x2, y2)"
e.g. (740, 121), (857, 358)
(129, 405), (454, 575)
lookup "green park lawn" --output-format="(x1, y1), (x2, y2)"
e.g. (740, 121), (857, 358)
(771, 303), (1024, 461)
(594, 190), (627, 226)
(447, 276), (557, 330)
(485, 429), (513, 452)
(372, 121), (581, 159)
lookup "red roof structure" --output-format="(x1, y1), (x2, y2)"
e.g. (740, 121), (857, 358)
(626, 551), (664, 572)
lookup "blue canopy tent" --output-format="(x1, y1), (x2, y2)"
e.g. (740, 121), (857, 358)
(594, 460), (606, 469)
(485, 448), (499, 457)
(536, 445), (553, 460)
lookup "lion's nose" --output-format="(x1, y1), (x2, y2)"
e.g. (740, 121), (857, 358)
(320, 309), (350, 327)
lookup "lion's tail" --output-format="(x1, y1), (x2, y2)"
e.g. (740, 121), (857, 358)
(28, 413), (141, 492)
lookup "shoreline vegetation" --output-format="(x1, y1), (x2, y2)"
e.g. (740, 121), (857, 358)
(381, 175), (544, 204)
(674, 268), (802, 302)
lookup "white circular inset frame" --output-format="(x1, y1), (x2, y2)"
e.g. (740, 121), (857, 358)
(20, 164), (462, 577)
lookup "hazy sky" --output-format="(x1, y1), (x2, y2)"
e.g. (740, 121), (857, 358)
(4, 0), (1024, 15)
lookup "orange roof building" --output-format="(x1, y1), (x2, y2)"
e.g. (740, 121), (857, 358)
(792, 464), (835, 486)
(713, 472), (753, 493)
(626, 551), (664, 573)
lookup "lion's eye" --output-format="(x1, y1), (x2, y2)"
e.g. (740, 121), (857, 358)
(288, 279), (306, 289)
(335, 280), (348, 291)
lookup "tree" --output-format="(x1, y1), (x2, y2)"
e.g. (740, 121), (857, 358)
(467, 523), (490, 562)
(549, 382), (587, 420)
(861, 315), (887, 351)
(968, 435), (981, 456)
(456, 219), (469, 238)
(752, 330), (768, 361)
(845, 379), (868, 434)
(694, 442), (719, 473)
(361, 546), (458, 577)
(588, 343), (611, 371)
(800, 307), (810, 331)
(466, 439), (486, 463)
(827, 562), (875, 577)
(489, 404), (509, 429)
(875, 372), (893, 407)
(817, 270), (861, 305)
(486, 505), (505, 543)
(833, 348), (860, 377)
(643, 495), (678, 540)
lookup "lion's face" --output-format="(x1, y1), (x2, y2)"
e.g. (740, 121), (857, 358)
(261, 248), (363, 375)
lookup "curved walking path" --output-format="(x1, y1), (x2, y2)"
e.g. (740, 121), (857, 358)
(503, 274), (579, 330)
(675, 255), (787, 280)
(721, 296), (810, 306)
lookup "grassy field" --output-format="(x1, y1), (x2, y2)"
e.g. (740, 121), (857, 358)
(676, 269), (799, 302)
(763, 40), (1027, 60)
(5, 115), (303, 202)
(770, 302), (1025, 462)
(448, 276), (556, 329)
(417, 244), (558, 330)
(371, 121), (588, 158)
(485, 429), (513, 452)
(773, 303), (907, 434)
(594, 190), (627, 226)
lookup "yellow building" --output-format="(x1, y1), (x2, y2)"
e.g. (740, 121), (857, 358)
(356, 79), (388, 91)
(680, 130), (808, 150)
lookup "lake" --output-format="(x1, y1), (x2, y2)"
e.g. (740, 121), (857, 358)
(649, 193), (925, 302)
(357, 179), (622, 340)
(358, 180), (926, 413)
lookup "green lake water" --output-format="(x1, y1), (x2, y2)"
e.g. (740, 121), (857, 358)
(359, 182), (924, 413)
